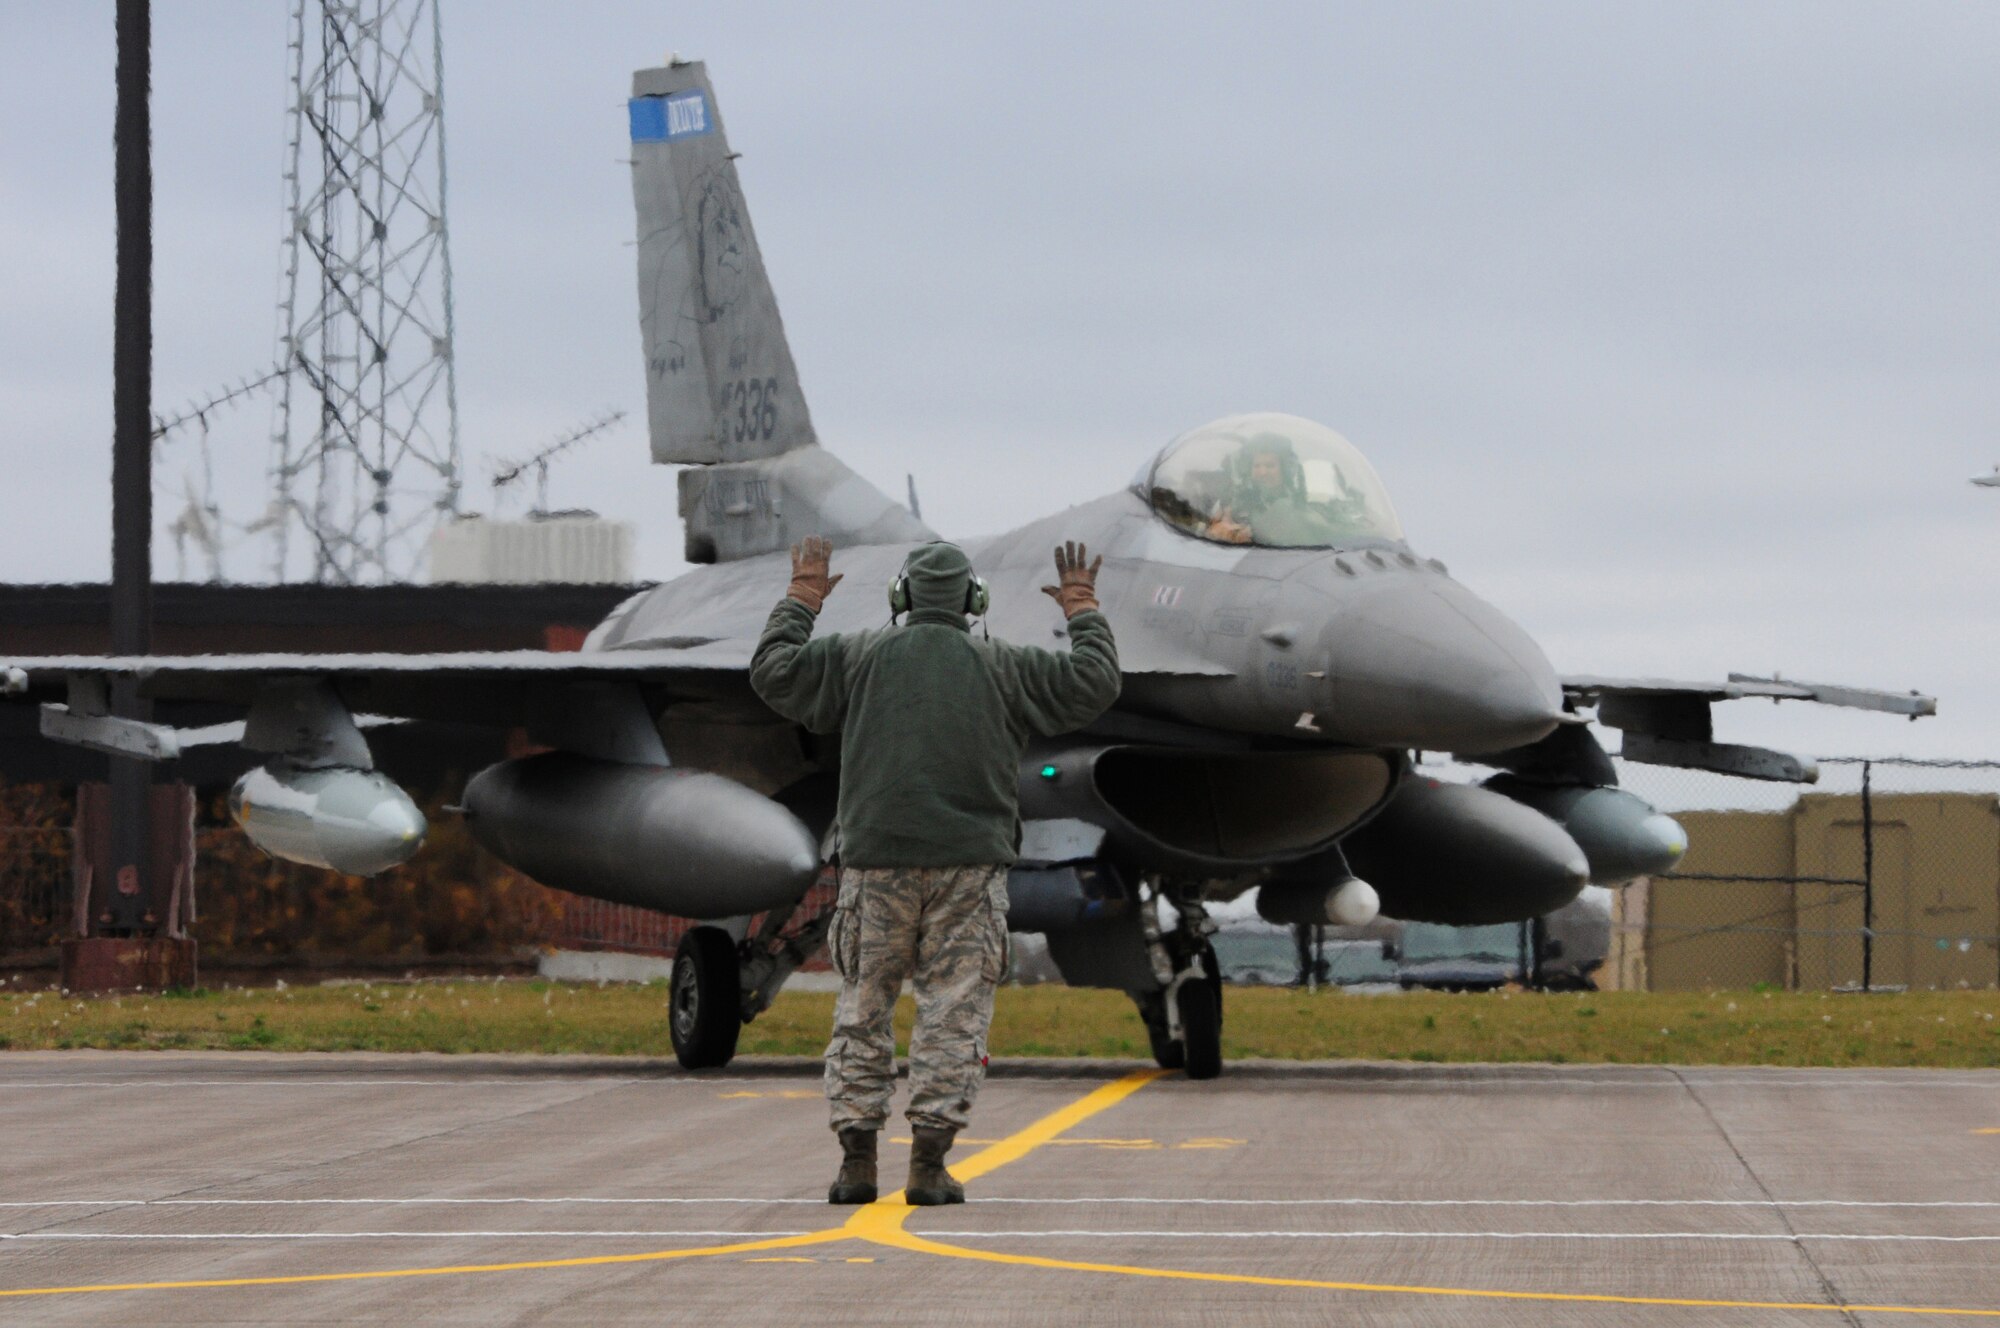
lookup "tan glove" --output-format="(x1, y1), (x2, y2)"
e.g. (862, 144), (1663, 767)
(787, 535), (843, 612)
(1040, 540), (1104, 618)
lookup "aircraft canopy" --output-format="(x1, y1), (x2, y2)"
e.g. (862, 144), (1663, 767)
(1143, 413), (1403, 548)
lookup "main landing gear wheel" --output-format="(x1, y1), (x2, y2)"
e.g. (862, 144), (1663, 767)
(670, 926), (742, 1070)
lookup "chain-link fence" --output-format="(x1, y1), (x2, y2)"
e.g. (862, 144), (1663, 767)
(8, 757), (1996, 992)
(1380, 755), (2000, 993)
(1614, 757), (2000, 993)
(0, 784), (73, 956)
(0, 777), (835, 979)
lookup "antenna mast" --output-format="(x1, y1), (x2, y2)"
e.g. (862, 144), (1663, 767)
(268, 0), (463, 583)
(490, 410), (627, 515)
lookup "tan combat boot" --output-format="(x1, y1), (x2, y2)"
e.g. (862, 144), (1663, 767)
(827, 1127), (878, 1205)
(905, 1124), (965, 1206)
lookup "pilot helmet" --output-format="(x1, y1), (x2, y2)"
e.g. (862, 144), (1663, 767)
(1231, 432), (1306, 498)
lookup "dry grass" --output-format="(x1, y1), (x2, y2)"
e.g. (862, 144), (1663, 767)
(3, 980), (1999, 1067)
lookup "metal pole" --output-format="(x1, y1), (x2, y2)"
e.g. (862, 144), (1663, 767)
(108, 0), (153, 934)
(1860, 759), (1874, 992)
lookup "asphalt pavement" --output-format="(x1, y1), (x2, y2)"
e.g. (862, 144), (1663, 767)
(3, 1052), (1997, 1325)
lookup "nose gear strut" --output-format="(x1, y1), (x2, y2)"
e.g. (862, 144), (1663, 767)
(1137, 880), (1225, 1080)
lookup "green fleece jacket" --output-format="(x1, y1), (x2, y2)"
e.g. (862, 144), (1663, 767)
(749, 548), (1120, 868)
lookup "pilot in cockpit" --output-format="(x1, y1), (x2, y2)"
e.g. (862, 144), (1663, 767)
(1206, 434), (1334, 547)
(1145, 413), (1402, 550)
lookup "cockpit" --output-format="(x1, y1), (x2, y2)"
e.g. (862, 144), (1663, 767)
(1140, 413), (1403, 548)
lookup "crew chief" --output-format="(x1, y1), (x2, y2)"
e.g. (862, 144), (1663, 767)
(751, 537), (1119, 1205)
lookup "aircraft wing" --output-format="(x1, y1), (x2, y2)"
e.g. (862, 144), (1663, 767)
(1562, 674), (1935, 715)
(1, 647), (758, 763)
(1555, 673), (1936, 782)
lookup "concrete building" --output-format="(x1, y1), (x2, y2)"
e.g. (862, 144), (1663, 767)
(1610, 792), (2000, 991)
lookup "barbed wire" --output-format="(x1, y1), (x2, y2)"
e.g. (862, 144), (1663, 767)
(1660, 872), (1867, 887)
(1819, 757), (2000, 770)
(1633, 922), (2000, 945)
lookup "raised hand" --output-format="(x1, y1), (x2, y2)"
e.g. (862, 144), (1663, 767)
(787, 535), (844, 612)
(1040, 540), (1104, 619)
(1207, 505), (1252, 546)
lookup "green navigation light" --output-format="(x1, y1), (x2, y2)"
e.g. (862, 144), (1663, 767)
(1039, 764), (1059, 780)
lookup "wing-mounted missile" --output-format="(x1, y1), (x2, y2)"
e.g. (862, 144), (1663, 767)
(461, 752), (818, 919)
(230, 679), (426, 877)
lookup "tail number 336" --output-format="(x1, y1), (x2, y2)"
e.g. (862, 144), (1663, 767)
(725, 377), (780, 443)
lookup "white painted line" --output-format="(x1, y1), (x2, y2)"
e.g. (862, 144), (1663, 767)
(0, 1198), (828, 1208)
(0, 1078), (768, 1089)
(0, 1230), (811, 1242)
(5, 1195), (1998, 1210)
(4, 1228), (1997, 1246)
(974, 1197), (2000, 1210)
(0, 1072), (1992, 1091)
(1329, 1076), (2000, 1091)
(941, 1230), (2000, 1244)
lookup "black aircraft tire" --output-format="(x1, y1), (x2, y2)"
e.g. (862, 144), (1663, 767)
(1176, 976), (1223, 1081)
(670, 927), (742, 1070)
(1142, 997), (1186, 1070)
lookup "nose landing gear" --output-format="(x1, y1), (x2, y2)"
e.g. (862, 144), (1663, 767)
(1136, 883), (1225, 1080)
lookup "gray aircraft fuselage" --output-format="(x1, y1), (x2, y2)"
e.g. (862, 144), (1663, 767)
(596, 487), (1563, 760)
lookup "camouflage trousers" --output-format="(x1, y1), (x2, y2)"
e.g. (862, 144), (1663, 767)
(824, 864), (1009, 1134)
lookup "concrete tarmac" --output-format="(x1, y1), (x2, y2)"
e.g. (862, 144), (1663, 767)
(3, 1053), (1998, 1325)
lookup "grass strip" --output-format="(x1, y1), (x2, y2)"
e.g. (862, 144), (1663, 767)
(2, 982), (1998, 1067)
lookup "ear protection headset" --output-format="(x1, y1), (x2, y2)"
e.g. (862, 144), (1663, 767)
(888, 548), (990, 618)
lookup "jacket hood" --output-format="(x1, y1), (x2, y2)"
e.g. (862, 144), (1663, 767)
(904, 542), (973, 615)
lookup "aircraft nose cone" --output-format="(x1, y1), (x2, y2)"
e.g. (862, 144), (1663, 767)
(1317, 571), (1562, 751)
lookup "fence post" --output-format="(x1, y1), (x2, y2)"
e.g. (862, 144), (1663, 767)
(1860, 759), (1874, 993)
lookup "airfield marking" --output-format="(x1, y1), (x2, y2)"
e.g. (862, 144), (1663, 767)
(11, 1194), (2000, 1211)
(6, 1065), (2000, 1317)
(0, 1077), (798, 1090)
(0, 1231), (821, 1243)
(5, 1070), (1997, 1092)
(0, 1229), (847, 1298)
(887, 1134), (1241, 1152)
(859, 1223), (2000, 1317)
(14, 1229), (2000, 1247)
(0, 1069), (1163, 1300)
(932, 1230), (2000, 1245)
(1974, 1128), (2000, 1135)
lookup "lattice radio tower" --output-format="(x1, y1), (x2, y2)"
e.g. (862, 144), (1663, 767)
(267, 0), (462, 583)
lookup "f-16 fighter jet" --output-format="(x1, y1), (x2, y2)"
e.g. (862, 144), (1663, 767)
(3, 60), (1933, 1079)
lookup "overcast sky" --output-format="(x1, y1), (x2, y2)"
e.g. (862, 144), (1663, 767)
(1, 2), (1994, 761)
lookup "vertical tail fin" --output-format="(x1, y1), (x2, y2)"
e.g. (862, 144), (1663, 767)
(629, 61), (934, 562)
(629, 61), (815, 465)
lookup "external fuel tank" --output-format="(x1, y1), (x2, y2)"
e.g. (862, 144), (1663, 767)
(461, 753), (820, 919)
